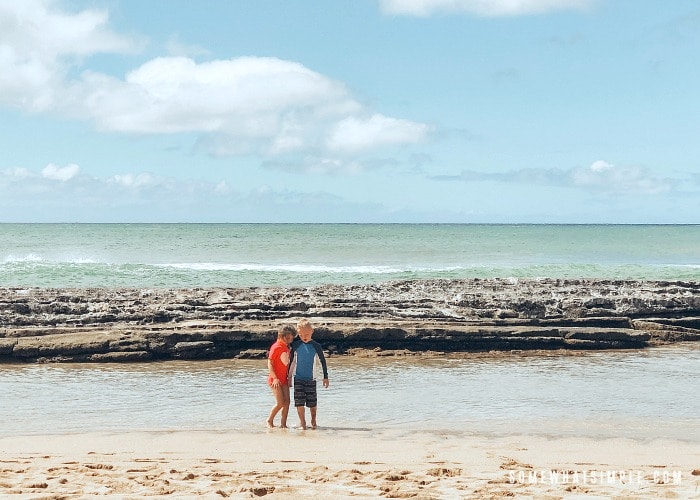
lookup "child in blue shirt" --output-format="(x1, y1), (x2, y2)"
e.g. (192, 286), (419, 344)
(288, 319), (329, 430)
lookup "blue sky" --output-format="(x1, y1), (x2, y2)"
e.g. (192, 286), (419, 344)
(0, 0), (698, 223)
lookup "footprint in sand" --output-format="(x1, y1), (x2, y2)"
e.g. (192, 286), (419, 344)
(247, 485), (275, 496)
(499, 457), (532, 470)
(427, 467), (462, 477)
(84, 463), (114, 470)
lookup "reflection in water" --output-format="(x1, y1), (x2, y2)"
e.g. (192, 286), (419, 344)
(1, 344), (698, 439)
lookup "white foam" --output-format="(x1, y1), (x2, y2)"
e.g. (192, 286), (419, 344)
(3, 254), (44, 263)
(156, 262), (464, 274)
(2, 254), (103, 265)
(66, 257), (100, 264)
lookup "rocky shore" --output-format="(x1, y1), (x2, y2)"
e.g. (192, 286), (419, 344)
(1, 278), (699, 363)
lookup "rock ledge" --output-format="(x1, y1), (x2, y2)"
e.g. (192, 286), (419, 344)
(1, 278), (698, 362)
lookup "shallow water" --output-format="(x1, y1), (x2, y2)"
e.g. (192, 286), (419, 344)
(2, 344), (698, 440)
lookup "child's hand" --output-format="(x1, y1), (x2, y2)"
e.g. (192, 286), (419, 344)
(323, 378), (329, 388)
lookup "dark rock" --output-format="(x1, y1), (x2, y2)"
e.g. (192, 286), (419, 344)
(235, 349), (267, 359)
(89, 351), (153, 362)
(0, 279), (698, 363)
(0, 339), (17, 355)
(563, 328), (651, 342)
(173, 341), (216, 352)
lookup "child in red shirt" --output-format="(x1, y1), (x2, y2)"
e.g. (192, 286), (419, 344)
(266, 325), (296, 428)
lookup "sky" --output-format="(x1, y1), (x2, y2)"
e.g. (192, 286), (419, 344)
(0, 0), (699, 223)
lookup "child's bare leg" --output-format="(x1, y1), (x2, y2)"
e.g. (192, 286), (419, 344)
(280, 405), (290, 428)
(310, 406), (317, 429)
(296, 406), (307, 430)
(267, 385), (285, 427)
(267, 405), (281, 428)
(280, 386), (290, 428)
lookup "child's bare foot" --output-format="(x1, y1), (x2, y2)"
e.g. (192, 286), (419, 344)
(310, 421), (317, 429)
(266, 420), (275, 428)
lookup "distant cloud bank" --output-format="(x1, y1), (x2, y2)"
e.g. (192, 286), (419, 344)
(432, 160), (682, 195)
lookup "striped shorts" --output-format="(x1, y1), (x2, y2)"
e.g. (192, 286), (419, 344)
(293, 378), (317, 408)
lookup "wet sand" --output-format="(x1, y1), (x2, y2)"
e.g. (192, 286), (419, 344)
(0, 429), (697, 498)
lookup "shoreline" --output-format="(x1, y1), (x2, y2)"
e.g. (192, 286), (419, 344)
(1, 429), (697, 498)
(2, 278), (699, 363)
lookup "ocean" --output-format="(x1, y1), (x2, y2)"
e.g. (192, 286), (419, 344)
(1, 223), (699, 439)
(1, 223), (698, 288)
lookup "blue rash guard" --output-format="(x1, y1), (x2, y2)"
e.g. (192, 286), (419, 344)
(288, 339), (328, 382)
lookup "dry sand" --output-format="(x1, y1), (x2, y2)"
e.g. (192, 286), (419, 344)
(1, 428), (698, 499)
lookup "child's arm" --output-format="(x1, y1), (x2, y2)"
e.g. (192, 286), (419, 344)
(287, 344), (296, 386)
(314, 341), (330, 387)
(267, 357), (280, 387)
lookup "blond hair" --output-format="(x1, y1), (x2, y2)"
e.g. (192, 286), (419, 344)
(297, 318), (312, 330)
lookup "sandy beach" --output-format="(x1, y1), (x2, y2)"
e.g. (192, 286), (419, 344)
(1, 429), (698, 499)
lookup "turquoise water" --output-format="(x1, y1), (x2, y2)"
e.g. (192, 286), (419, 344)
(1, 224), (698, 287)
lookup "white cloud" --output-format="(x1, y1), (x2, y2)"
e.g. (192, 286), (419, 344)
(263, 155), (401, 175)
(3, 164), (202, 200)
(76, 56), (358, 135)
(41, 163), (80, 181)
(71, 57), (430, 158)
(109, 173), (155, 188)
(214, 180), (231, 194)
(379, 0), (594, 17)
(0, 1), (430, 161)
(589, 159), (613, 172)
(326, 114), (431, 153)
(571, 161), (673, 195)
(1, 167), (31, 179)
(0, 0), (137, 111)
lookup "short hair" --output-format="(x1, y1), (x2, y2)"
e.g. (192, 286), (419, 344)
(297, 318), (312, 330)
(278, 325), (296, 337)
